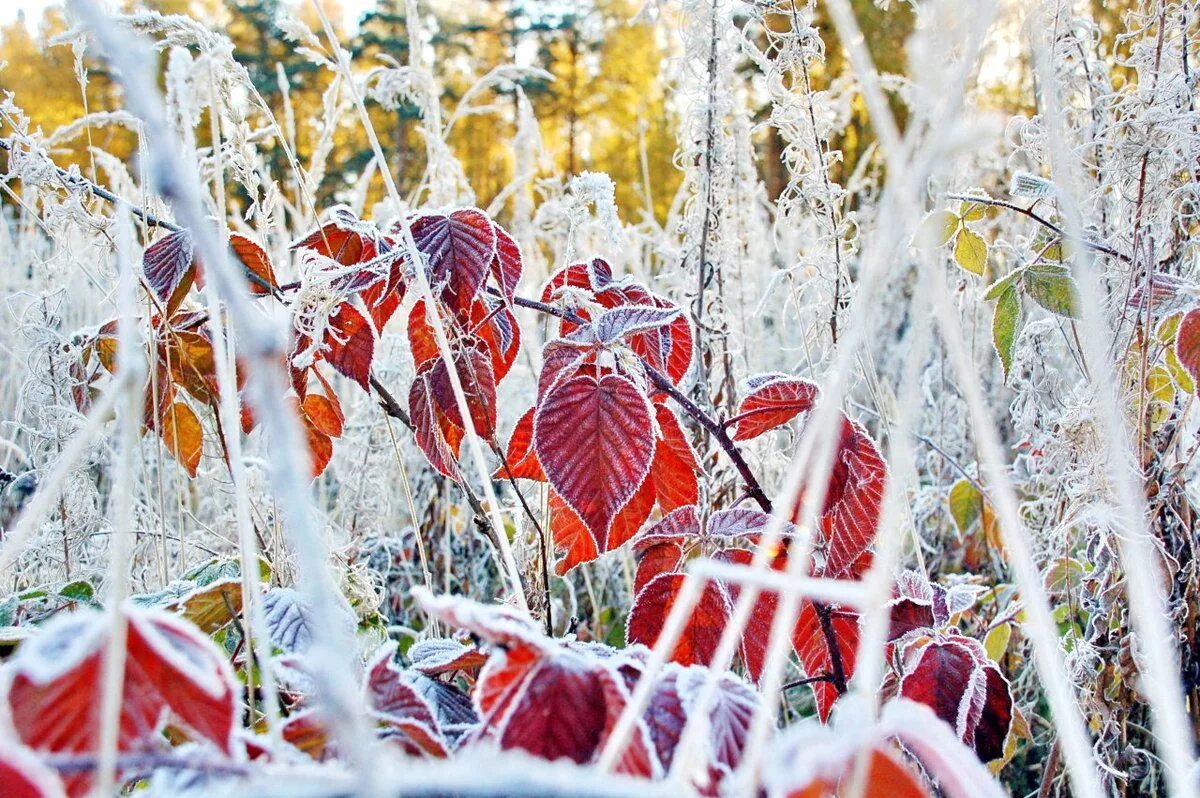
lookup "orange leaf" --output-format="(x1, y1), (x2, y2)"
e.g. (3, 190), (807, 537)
(160, 402), (203, 477)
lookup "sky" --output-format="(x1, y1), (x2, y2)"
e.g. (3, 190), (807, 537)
(1, 1), (376, 30)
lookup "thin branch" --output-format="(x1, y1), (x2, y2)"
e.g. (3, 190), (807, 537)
(947, 192), (1131, 264)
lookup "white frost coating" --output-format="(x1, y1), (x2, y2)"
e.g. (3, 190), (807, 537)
(2, 607), (105, 685)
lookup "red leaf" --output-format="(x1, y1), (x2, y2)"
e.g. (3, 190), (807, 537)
(409, 368), (461, 479)
(3, 607), (237, 797)
(407, 300), (441, 370)
(634, 540), (687, 594)
(607, 473), (657, 552)
(650, 405), (702, 512)
(715, 548), (785, 684)
(324, 302), (376, 390)
(292, 206), (379, 266)
(427, 341), (497, 438)
(495, 407), (545, 481)
(777, 741), (930, 798)
(143, 229), (195, 315)
(814, 417), (888, 580)
(302, 393), (344, 438)
(410, 209), (497, 314)
(731, 375), (819, 441)
(407, 638), (487, 676)
(899, 637), (1012, 763)
(490, 221), (523, 303)
(632, 663), (759, 787)
(541, 257), (613, 303)
(229, 233), (278, 295)
(626, 573), (731, 668)
(0, 746), (66, 798)
(465, 296), (522, 383)
(792, 601), (859, 721)
(537, 339), (595, 400)
(1176, 307), (1200, 392)
(534, 373), (656, 550)
(365, 646), (449, 757)
(548, 490), (599, 575)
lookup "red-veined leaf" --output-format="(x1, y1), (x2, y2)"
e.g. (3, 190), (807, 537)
(426, 341), (497, 438)
(409, 368), (460, 479)
(812, 417), (888, 580)
(626, 573), (731, 668)
(410, 209), (497, 314)
(2, 606), (237, 797)
(1175, 307), (1200, 392)
(324, 302), (376, 390)
(143, 229), (195, 315)
(534, 373), (656, 550)
(731, 376), (819, 441)
(229, 233), (278, 295)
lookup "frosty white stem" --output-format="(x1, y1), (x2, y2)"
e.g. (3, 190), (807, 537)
(94, 208), (142, 798)
(200, 60), (281, 740)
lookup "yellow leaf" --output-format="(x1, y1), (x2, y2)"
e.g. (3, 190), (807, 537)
(915, 210), (959, 248)
(954, 228), (987, 275)
(984, 622), (1012, 662)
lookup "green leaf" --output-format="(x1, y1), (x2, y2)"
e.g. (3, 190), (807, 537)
(953, 228), (988, 275)
(993, 285), (1022, 380)
(948, 478), (983, 535)
(0, 594), (18, 627)
(58, 580), (96, 603)
(984, 267), (1025, 301)
(959, 200), (987, 221)
(915, 210), (959, 248)
(1031, 227), (1070, 262)
(1023, 264), (1080, 318)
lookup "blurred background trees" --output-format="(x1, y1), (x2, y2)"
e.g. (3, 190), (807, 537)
(2, 0), (1071, 224)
